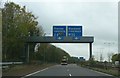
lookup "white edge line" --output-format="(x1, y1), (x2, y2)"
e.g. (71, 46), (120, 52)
(21, 68), (48, 78)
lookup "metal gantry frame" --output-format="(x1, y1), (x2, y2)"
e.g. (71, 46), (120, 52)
(25, 36), (94, 63)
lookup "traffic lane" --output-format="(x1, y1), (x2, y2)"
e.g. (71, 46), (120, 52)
(66, 64), (111, 76)
(32, 65), (69, 76)
(26, 64), (113, 76)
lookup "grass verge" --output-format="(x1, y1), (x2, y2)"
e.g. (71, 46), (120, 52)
(2, 63), (56, 76)
(78, 64), (119, 77)
(89, 67), (119, 77)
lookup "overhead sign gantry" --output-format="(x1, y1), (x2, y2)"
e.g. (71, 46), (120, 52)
(25, 25), (94, 63)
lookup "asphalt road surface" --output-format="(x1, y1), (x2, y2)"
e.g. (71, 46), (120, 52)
(23, 64), (115, 78)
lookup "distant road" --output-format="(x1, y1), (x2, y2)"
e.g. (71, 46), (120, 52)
(23, 64), (115, 78)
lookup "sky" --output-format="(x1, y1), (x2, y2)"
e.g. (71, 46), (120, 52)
(1, 0), (119, 61)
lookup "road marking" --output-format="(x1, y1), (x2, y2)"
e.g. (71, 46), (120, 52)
(69, 74), (72, 76)
(21, 68), (48, 78)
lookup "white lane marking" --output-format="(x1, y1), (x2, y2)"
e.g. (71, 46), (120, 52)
(69, 74), (72, 76)
(90, 69), (113, 76)
(21, 68), (48, 78)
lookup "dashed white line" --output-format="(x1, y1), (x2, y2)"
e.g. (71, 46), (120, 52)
(21, 68), (48, 78)
(69, 74), (72, 76)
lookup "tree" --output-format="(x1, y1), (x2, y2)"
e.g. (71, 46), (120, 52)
(100, 53), (104, 62)
(107, 53), (114, 62)
(2, 2), (43, 61)
(111, 53), (120, 63)
(36, 44), (70, 64)
(89, 55), (96, 67)
(0, 7), (1, 61)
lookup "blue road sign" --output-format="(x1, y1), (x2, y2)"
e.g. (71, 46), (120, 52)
(53, 26), (66, 40)
(68, 26), (82, 40)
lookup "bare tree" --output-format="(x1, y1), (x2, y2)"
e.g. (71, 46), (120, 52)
(100, 53), (104, 62)
(107, 52), (114, 62)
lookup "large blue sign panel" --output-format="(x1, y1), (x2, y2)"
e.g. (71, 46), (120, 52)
(53, 26), (66, 40)
(68, 26), (82, 40)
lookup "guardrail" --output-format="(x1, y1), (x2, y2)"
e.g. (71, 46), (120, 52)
(0, 62), (23, 69)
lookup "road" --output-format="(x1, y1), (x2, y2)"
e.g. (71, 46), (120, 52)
(23, 64), (115, 78)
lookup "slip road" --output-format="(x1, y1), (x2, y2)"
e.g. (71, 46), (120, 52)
(23, 64), (114, 78)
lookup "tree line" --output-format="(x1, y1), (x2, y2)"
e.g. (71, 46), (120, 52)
(2, 2), (70, 63)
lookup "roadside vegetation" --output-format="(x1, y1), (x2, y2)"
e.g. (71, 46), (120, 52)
(2, 2), (78, 75)
(2, 2), (70, 63)
(78, 54), (120, 77)
(2, 2), (74, 76)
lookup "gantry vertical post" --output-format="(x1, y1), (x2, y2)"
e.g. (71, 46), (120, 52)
(89, 43), (92, 60)
(25, 43), (29, 63)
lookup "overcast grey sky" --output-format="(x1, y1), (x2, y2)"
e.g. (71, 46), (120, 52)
(2, 0), (119, 61)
